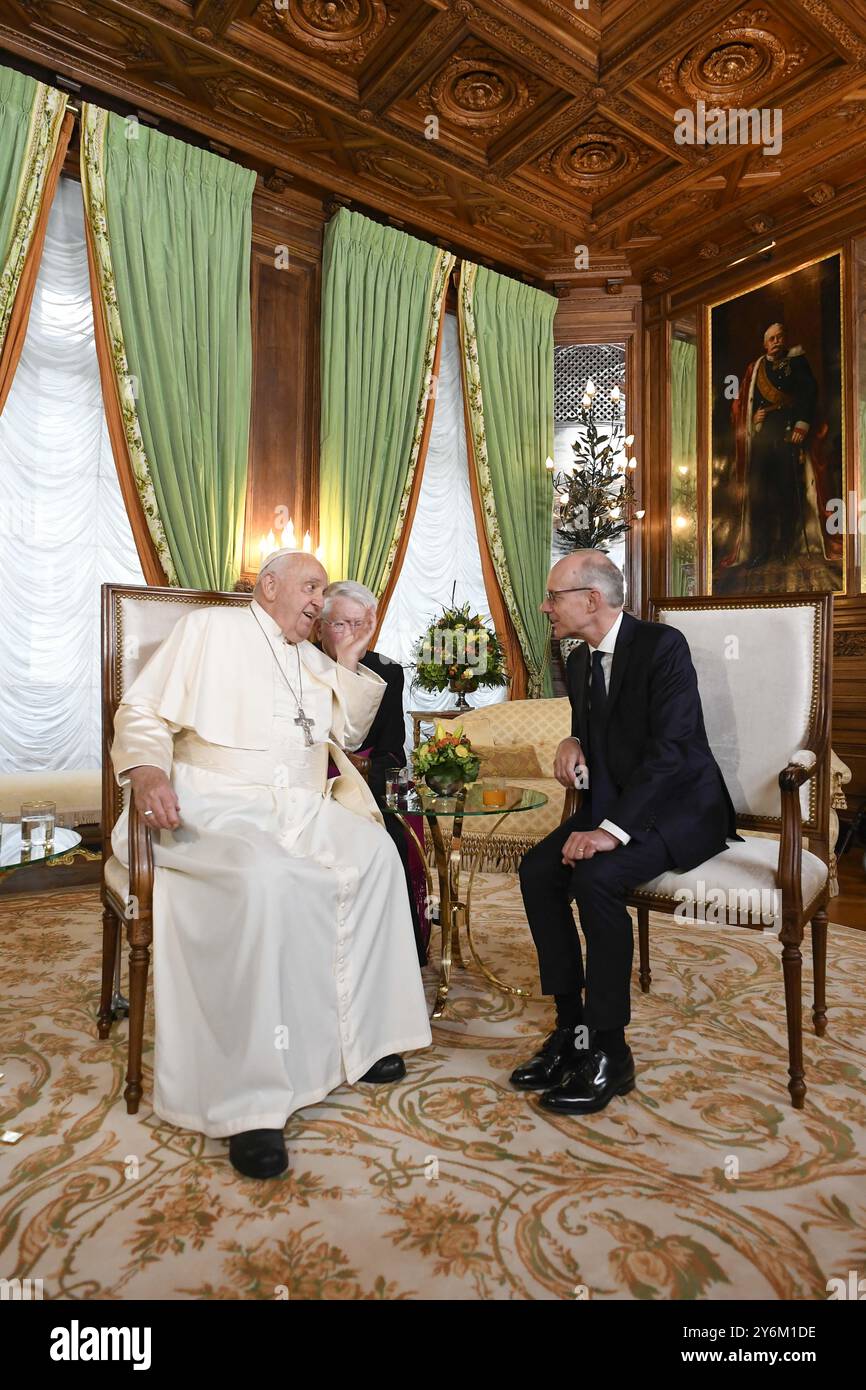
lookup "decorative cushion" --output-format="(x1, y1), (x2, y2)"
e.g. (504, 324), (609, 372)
(0, 770), (101, 827)
(473, 744), (544, 777)
(632, 836), (828, 927)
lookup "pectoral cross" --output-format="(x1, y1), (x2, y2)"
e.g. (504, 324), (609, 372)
(294, 707), (315, 747)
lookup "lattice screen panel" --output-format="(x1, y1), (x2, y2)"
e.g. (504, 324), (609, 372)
(554, 344), (626, 423)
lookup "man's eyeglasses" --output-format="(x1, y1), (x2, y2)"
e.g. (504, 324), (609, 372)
(545, 586), (595, 603)
(322, 619), (367, 633)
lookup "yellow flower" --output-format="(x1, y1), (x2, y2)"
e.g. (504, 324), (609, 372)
(462, 667), (474, 678)
(435, 720), (462, 740)
(455, 745), (469, 759)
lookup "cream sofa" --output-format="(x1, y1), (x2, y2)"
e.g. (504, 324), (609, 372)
(0, 769), (101, 829)
(426, 698), (572, 870)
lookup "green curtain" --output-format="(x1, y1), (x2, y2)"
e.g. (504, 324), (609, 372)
(82, 105), (255, 590)
(319, 207), (453, 590)
(670, 336), (698, 597)
(460, 261), (556, 696)
(0, 65), (68, 368)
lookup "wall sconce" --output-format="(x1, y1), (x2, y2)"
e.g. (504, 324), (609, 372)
(258, 505), (325, 564)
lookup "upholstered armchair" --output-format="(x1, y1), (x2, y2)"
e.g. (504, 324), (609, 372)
(563, 594), (833, 1110)
(99, 583), (372, 1115)
(99, 585), (252, 1112)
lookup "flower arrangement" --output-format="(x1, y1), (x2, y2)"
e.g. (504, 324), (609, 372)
(411, 591), (507, 711)
(412, 721), (481, 795)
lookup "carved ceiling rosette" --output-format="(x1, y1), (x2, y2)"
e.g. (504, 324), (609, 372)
(259, 0), (394, 66)
(537, 122), (654, 192)
(658, 9), (808, 105)
(23, 0), (157, 62)
(352, 147), (446, 195)
(472, 205), (548, 245)
(416, 48), (538, 135)
(206, 76), (320, 137)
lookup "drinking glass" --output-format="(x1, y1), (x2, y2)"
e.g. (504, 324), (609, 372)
(20, 801), (56, 860)
(482, 778), (507, 808)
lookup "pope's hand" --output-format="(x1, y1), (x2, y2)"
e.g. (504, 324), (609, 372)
(331, 608), (377, 672)
(554, 736), (586, 788)
(562, 828), (618, 865)
(128, 765), (181, 830)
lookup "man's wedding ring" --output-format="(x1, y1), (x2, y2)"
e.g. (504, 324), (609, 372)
(143, 810), (154, 817)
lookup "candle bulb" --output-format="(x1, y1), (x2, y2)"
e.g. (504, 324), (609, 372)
(581, 393), (592, 409)
(585, 378), (596, 396)
(627, 457), (637, 469)
(625, 434), (635, 447)
(635, 509), (646, 519)
(610, 384), (621, 402)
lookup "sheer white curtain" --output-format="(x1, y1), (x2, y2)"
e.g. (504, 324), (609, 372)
(377, 312), (506, 752)
(0, 177), (143, 773)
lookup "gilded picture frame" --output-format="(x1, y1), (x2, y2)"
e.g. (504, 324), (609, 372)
(707, 250), (845, 596)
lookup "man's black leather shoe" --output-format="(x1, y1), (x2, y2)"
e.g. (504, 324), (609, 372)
(359, 1054), (406, 1083)
(229, 1129), (288, 1179)
(540, 1046), (635, 1115)
(509, 1027), (582, 1091)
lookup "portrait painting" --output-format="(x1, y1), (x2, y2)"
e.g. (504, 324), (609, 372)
(709, 252), (844, 595)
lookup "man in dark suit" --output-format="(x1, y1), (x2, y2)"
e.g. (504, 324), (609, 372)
(513, 550), (738, 1115)
(320, 581), (427, 965)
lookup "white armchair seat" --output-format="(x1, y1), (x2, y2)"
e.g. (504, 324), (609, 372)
(633, 837), (829, 926)
(104, 853), (128, 903)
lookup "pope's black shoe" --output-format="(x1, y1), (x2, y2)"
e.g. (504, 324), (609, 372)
(509, 1026), (582, 1092)
(540, 1045), (635, 1115)
(228, 1129), (289, 1179)
(359, 1054), (406, 1083)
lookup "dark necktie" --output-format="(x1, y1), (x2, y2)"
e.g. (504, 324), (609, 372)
(587, 648), (616, 825)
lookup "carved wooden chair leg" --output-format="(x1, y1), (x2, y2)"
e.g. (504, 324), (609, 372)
(781, 936), (806, 1109)
(124, 939), (150, 1114)
(97, 907), (119, 1040)
(810, 907), (828, 1038)
(637, 907), (651, 993)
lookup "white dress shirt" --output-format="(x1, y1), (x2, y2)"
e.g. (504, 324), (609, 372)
(580, 610), (631, 846)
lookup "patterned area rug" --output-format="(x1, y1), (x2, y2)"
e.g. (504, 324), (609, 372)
(1, 879), (865, 1301)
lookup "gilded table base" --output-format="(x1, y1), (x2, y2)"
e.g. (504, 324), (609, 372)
(396, 796), (533, 1018)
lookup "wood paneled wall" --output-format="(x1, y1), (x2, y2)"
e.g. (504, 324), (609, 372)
(242, 191), (325, 580)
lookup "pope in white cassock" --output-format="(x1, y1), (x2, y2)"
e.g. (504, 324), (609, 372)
(110, 549), (432, 1179)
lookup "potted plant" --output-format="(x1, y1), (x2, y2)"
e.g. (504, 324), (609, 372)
(411, 591), (508, 711)
(412, 722), (481, 796)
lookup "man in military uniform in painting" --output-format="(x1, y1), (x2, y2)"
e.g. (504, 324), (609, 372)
(721, 321), (836, 570)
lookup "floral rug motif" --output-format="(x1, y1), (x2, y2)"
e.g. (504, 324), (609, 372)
(1, 879), (865, 1300)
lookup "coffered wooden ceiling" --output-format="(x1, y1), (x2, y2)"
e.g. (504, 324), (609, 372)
(3, 0), (866, 288)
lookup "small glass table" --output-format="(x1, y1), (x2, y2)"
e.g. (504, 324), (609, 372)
(382, 782), (547, 1017)
(0, 824), (83, 872)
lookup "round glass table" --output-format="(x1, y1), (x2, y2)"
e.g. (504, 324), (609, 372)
(0, 824), (82, 872)
(382, 782), (547, 1017)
